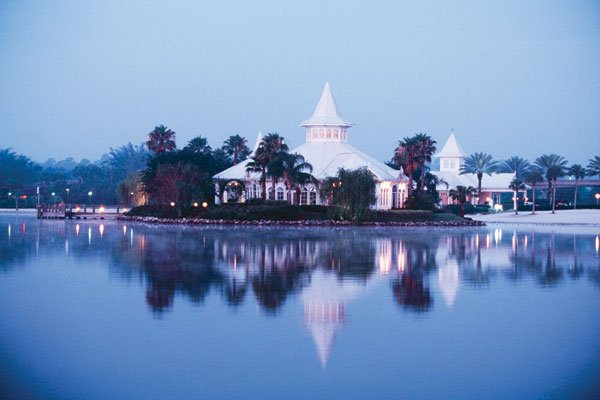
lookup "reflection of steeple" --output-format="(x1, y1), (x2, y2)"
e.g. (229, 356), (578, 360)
(302, 270), (362, 367)
(438, 261), (459, 308)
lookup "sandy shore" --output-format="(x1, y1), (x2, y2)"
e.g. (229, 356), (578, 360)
(471, 209), (600, 225)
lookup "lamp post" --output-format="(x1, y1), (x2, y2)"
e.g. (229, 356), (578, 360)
(66, 188), (70, 209)
(87, 191), (93, 213)
(130, 192), (134, 208)
(596, 193), (600, 206)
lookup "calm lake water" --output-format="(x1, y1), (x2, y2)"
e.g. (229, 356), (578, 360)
(1, 214), (599, 399)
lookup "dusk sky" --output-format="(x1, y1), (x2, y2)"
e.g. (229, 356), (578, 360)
(1, 1), (599, 164)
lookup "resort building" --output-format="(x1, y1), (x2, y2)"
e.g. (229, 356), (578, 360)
(432, 132), (515, 206)
(214, 83), (407, 210)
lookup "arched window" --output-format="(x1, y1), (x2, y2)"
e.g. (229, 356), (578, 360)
(312, 129), (317, 138)
(309, 189), (317, 205)
(326, 129), (331, 138)
(300, 188), (308, 205)
(392, 185), (398, 208)
(319, 129), (324, 138)
(334, 129), (339, 139)
(253, 184), (258, 199)
(276, 187), (284, 201)
(268, 187), (274, 200)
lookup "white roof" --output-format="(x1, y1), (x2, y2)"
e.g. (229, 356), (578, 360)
(432, 170), (515, 191)
(435, 131), (466, 158)
(292, 141), (400, 181)
(214, 140), (402, 182)
(299, 82), (353, 127)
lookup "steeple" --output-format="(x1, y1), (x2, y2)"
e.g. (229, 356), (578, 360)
(300, 82), (352, 143)
(435, 130), (466, 172)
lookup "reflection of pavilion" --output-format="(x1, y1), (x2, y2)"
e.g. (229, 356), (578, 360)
(302, 271), (364, 367)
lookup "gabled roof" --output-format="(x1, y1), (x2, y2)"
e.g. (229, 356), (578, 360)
(435, 131), (466, 158)
(299, 82), (353, 127)
(432, 171), (515, 191)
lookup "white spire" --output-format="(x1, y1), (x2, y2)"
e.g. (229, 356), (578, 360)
(300, 82), (353, 127)
(251, 131), (263, 154)
(435, 130), (466, 158)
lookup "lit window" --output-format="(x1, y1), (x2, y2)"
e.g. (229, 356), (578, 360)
(326, 129), (331, 138)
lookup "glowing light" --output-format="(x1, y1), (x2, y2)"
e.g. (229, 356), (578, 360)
(7, 224), (11, 239)
(494, 229), (502, 245)
(494, 204), (503, 211)
(98, 206), (105, 213)
(122, 208), (128, 213)
(99, 224), (104, 237)
(75, 206), (80, 212)
(75, 224), (80, 235)
(88, 191), (93, 196)
(8, 192), (11, 196)
(193, 202), (199, 207)
(486, 197), (491, 202)
(475, 234), (479, 249)
(170, 202), (175, 207)
(596, 194), (600, 200)
(596, 236), (599, 253)
(202, 202), (208, 208)
(123, 225), (127, 236)
(524, 235), (528, 248)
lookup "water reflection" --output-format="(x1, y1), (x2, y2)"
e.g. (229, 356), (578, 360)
(1, 217), (600, 364)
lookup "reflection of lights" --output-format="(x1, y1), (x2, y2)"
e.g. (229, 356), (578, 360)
(76, 224), (80, 235)
(130, 228), (133, 245)
(7, 224), (11, 239)
(65, 239), (69, 255)
(596, 236), (599, 254)
(99, 224), (104, 237)
(123, 225), (127, 236)
(378, 241), (392, 275)
(486, 234), (490, 249)
(512, 233), (517, 252)
(88, 227), (91, 245)
(524, 235), (528, 248)
(233, 254), (237, 270)
(397, 251), (405, 272)
(22, 223), (26, 235)
(494, 229), (502, 245)
(475, 234), (479, 249)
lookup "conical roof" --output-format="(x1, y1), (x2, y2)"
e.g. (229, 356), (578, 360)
(300, 82), (353, 127)
(435, 131), (466, 158)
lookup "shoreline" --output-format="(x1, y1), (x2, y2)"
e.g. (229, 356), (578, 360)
(470, 209), (600, 226)
(117, 215), (485, 227)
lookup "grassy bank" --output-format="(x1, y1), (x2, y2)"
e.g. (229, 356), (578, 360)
(127, 203), (468, 224)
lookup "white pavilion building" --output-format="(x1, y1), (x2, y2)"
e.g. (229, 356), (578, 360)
(432, 132), (515, 206)
(214, 83), (407, 210)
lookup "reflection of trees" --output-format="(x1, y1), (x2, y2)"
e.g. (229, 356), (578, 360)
(391, 238), (437, 312)
(4, 218), (600, 316)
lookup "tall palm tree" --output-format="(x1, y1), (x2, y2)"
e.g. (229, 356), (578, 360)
(568, 164), (586, 209)
(278, 153), (316, 204)
(414, 133), (437, 195)
(146, 125), (176, 155)
(460, 152), (498, 204)
(245, 133), (289, 201)
(185, 136), (212, 154)
(587, 155), (600, 180)
(535, 154), (567, 214)
(394, 136), (418, 197)
(524, 168), (544, 214)
(509, 178), (525, 215)
(449, 185), (476, 217)
(223, 135), (250, 165)
(500, 156), (531, 179)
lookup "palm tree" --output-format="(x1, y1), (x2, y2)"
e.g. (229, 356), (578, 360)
(524, 168), (544, 214)
(535, 154), (567, 214)
(394, 136), (418, 197)
(146, 125), (176, 155)
(460, 152), (498, 204)
(278, 153), (315, 204)
(500, 156), (531, 179)
(414, 133), (437, 195)
(449, 185), (476, 217)
(185, 136), (212, 154)
(587, 155), (600, 180)
(509, 178), (525, 215)
(568, 164), (586, 209)
(223, 135), (250, 165)
(245, 133), (289, 201)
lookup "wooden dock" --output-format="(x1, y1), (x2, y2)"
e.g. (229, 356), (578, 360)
(38, 204), (125, 220)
